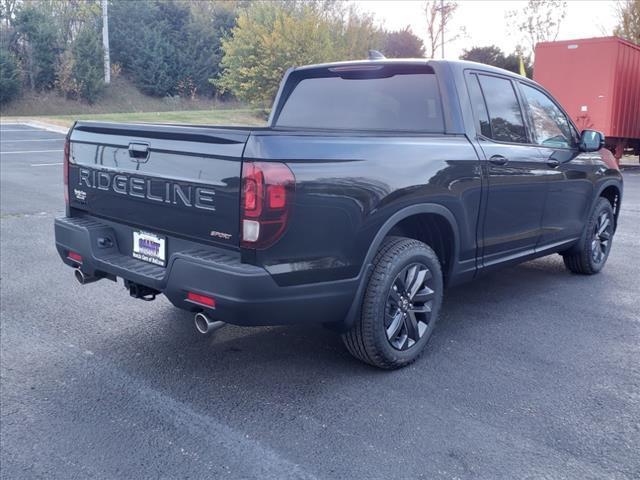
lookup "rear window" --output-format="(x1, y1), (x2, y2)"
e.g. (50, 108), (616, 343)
(477, 74), (527, 144)
(274, 66), (444, 132)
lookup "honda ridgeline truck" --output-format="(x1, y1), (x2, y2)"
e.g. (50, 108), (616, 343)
(55, 59), (623, 369)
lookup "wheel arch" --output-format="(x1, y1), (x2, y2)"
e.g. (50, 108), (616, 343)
(336, 203), (461, 332)
(595, 181), (623, 230)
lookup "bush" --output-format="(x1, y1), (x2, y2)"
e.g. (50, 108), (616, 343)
(0, 48), (21, 104)
(71, 27), (105, 103)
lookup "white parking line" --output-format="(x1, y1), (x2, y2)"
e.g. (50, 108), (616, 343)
(31, 162), (63, 167)
(1, 149), (63, 154)
(0, 129), (50, 132)
(1, 138), (64, 142)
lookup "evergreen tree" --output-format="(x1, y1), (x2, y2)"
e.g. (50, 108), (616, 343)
(129, 26), (178, 96)
(72, 27), (105, 103)
(182, 6), (238, 96)
(14, 5), (60, 90)
(109, 0), (236, 97)
(0, 48), (21, 104)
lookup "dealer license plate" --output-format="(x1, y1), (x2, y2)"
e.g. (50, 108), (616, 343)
(132, 230), (166, 267)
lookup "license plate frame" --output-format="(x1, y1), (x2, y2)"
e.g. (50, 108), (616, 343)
(132, 230), (166, 267)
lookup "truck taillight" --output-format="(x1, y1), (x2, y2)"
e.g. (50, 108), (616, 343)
(63, 137), (70, 206)
(240, 162), (294, 249)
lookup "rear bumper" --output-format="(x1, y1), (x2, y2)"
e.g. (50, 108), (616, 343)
(54, 215), (357, 326)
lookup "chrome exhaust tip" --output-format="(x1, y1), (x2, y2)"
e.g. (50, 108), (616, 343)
(194, 312), (225, 335)
(74, 268), (100, 285)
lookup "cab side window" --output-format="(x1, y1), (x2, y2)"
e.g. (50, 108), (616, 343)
(520, 84), (576, 149)
(477, 74), (528, 144)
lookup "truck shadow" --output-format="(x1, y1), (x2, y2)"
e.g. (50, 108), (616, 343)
(82, 252), (597, 392)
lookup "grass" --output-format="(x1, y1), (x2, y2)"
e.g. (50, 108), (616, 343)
(5, 109), (265, 129)
(1, 76), (265, 128)
(1, 76), (243, 116)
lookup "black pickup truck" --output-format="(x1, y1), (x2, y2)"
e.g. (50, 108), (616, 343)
(55, 59), (623, 369)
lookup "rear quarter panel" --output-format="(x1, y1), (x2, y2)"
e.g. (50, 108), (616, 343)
(244, 132), (482, 286)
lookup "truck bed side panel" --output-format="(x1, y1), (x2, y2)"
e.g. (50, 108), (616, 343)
(244, 132), (482, 286)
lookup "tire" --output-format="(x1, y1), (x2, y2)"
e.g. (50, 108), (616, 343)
(342, 236), (443, 369)
(562, 198), (615, 275)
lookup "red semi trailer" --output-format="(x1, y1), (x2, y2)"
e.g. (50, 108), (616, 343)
(534, 36), (640, 162)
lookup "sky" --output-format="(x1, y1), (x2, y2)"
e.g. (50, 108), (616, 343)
(353, 0), (620, 58)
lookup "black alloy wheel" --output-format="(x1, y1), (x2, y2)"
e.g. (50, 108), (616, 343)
(342, 236), (443, 369)
(590, 210), (613, 265)
(385, 263), (436, 351)
(563, 198), (615, 275)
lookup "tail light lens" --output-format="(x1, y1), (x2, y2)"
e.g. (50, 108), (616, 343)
(240, 162), (295, 249)
(63, 136), (70, 206)
(186, 291), (216, 308)
(67, 251), (82, 263)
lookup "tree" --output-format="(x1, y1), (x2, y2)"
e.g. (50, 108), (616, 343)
(72, 26), (104, 102)
(507, 0), (567, 55)
(14, 5), (60, 90)
(461, 45), (504, 67)
(30, 0), (100, 46)
(182, 3), (239, 96)
(614, 0), (640, 44)
(502, 50), (533, 78)
(109, 0), (237, 97)
(130, 27), (179, 97)
(329, 4), (386, 61)
(0, 47), (20, 104)
(0, 0), (19, 27)
(424, 0), (462, 59)
(216, 2), (384, 109)
(460, 45), (532, 76)
(383, 26), (425, 58)
(109, 0), (188, 96)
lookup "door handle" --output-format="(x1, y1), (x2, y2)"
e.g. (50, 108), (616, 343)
(489, 155), (508, 166)
(546, 158), (560, 168)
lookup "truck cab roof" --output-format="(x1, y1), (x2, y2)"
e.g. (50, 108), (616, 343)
(292, 58), (527, 81)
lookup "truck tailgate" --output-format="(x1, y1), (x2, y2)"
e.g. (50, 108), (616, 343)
(68, 122), (250, 249)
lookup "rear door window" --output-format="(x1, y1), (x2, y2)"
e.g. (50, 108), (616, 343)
(274, 66), (444, 132)
(477, 75), (528, 144)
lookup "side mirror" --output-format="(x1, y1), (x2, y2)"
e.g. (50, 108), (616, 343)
(579, 129), (605, 152)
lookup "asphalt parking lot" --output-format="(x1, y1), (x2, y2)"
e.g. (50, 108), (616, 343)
(1, 123), (639, 479)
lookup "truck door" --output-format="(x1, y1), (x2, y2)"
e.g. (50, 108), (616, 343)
(516, 82), (594, 249)
(466, 72), (548, 268)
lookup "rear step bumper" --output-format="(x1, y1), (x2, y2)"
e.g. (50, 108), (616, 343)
(54, 216), (357, 326)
